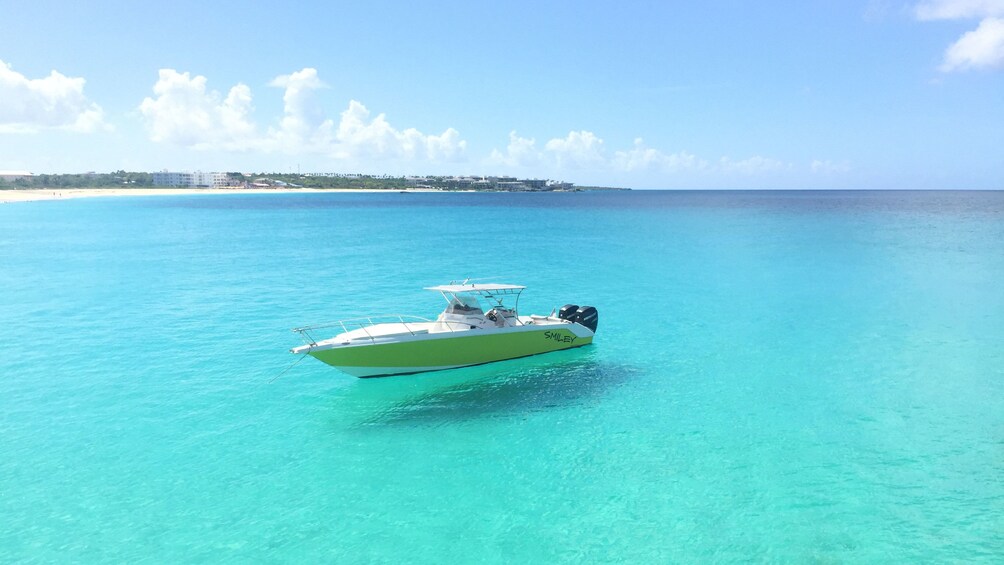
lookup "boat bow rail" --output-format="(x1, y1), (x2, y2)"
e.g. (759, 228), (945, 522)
(292, 315), (433, 347)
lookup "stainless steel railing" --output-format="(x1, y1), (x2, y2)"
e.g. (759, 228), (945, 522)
(292, 314), (434, 345)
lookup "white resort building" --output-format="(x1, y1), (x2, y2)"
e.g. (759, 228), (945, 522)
(152, 171), (229, 188)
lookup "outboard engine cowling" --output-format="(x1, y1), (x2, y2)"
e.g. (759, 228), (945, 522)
(558, 304), (579, 321)
(572, 306), (598, 333)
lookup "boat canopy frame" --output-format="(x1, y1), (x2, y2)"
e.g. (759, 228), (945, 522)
(425, 280), (526, 318)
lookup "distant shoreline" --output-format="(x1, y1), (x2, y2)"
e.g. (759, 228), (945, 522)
(0, 186), (630, 204)
(0, 187), (446, 204)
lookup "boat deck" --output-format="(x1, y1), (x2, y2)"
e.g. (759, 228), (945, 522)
(337, 322), (434, 342)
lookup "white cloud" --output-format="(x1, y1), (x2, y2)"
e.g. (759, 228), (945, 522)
(423, 127), (466, 161)
(811, 159), (851, 174)
(915, 0), (1004, 20)
(488, 131), (790, 181)
(488, 131), (541, 167)
(138, 67), (466, 161)
(334, 101), (396, 157)
(268, 68), (334, 150)
(940, 17), (1004, 70)
(0, 59), (106, 133)
(138, 69), (258, 150)
(334, 100), (465, 160)
(612, 138), (706, 172)
(914, 1), (1004, 71)
(719, 155), (789, 174)
(489, 129), (609, 170)
(544, 130), (606, 168)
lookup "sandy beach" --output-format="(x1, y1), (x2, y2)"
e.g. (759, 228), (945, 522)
(0, 187), (442, 204)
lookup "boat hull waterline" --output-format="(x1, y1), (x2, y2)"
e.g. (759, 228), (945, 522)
(296, 322), (593, 378)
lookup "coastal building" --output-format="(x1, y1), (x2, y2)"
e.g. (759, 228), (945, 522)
(403, 175), (576, 191)
(152, 171), (229, 188)
(0, 170), (33, 182)
(496, 181), (526, 191)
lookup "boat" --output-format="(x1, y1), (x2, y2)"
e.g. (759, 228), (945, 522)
(290, 282), (598, 378)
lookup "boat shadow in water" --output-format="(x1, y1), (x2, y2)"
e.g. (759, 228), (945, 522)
(352, 351), (641, 427)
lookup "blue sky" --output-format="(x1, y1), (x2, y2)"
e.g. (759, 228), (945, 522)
(1, 0), (1002, 189)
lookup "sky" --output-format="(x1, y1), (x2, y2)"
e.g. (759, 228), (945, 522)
(1, 0), (1002, 189)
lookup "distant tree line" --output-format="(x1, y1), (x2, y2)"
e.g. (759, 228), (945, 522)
(0, 171), (414, 190)
(2, 171), (610, 191)
(0, 171), (154, 189)
(242, 173), (411, 190)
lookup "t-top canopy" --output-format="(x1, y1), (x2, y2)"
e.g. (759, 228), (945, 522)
(425, 283), (526, 294)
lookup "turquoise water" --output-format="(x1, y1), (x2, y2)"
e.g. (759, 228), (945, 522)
(2, 190), (1003, 562)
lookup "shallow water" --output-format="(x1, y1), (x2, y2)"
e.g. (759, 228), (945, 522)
(2, 190), (1003, 562)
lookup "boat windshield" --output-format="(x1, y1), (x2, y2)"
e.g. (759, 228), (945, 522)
(444, 293), (484, 315)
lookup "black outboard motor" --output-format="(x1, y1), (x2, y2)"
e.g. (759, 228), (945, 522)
(558, 304), (579, 321)
(571, 306), (598, 332)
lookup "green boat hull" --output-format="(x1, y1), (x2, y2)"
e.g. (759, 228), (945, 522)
(308, 325), (592, 377)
